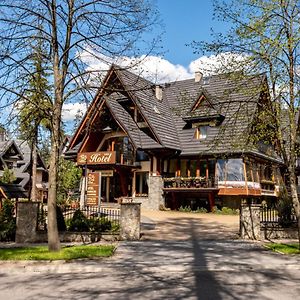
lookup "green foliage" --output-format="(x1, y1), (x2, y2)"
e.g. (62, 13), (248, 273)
(0, 245), (116, 260)
(178, 206), (192, 212)
(68, 210), (89, 232)
(0, 167), (16, 184)
(89, 217), (112, 233)
(265, 243), (300, 255)
(195, 207), (208, 213)
(277, 188), (294, 227)
(178, 206), (208, 213)
(0, 199), (16, 241)
(211, 206), (239, 215)
(110, 221), (120, 232)
(57, 158), (82, 205)
(18, 38), (52, 143)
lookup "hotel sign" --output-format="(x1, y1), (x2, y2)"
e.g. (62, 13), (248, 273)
(86, 172), (100, 206)
(77, 151), (116, 165)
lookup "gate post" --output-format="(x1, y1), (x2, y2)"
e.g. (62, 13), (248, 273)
(240, 199), (261, 240)
(120, 202), (141, 240)
(16, 202), (39, 243)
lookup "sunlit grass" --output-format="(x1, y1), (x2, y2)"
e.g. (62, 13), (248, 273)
(0, 244), (116, 260)
(265, 243), (300, 254)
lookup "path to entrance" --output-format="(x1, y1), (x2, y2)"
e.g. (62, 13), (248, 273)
(0, 211), (299, 300)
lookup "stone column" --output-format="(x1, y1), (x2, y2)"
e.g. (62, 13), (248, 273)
(120, 203), (141, 240)
(16, 202), (39, 243)
(148, 175), (164, 210)
(240, 199), (261, 240)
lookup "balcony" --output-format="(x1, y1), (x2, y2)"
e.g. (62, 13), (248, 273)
(163, 177), (216, 189)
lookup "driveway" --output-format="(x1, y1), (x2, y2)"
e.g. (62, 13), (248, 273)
(0, 211), (299, 300)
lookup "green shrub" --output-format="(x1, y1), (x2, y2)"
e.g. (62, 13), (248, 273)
(211, 206), (239, 215)
(56, 206), (66, 231)
(111, 221), (120, 232)
(195, 207), (208, 213)
(89, 217), (112, 232)
(178, 206), (192, 212)
(68, 209), (89, 232)
(221, 207), (239, 215)
(0, 199), (16, 241)
(211, 206), (221, 214)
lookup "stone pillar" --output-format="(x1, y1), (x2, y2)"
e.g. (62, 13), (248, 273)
(120, 203), (141, 240)
(16, 202), (39, 243)
(148, 175), (164, 210)
(240, 200), (261, 240)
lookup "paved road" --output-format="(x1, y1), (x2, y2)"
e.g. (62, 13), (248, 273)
(0, 211), (299, 300)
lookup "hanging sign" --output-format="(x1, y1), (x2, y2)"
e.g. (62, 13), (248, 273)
(86, 172), (100, 206)
(77, 151), (116, 165)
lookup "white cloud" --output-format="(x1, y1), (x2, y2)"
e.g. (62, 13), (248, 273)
(62, 102), (87, 121)
(63, 51), (247, 124)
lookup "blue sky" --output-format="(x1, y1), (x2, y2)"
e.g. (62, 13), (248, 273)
(156, 0), (229, 67)
(64, 1), (233, 125)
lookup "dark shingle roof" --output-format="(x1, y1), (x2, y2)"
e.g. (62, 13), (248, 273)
(68, 65), (270, 159)
(105, 93), (162, 150)
(115, 68), (180, 150)
(163, 74), (264, 155)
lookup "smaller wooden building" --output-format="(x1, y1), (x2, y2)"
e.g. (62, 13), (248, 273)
(66, 65), (282, 210)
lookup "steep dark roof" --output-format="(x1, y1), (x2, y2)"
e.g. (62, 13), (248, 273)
(105, 93), (162, 150)
(163, 73), (265, 155)
(115, 68), (181, 150)
(68, 65), (271, 159)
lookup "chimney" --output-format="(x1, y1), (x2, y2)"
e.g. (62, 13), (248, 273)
(195, 71), (203, 83)
(155, 85), (163, 101)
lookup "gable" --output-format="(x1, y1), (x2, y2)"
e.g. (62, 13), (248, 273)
(190, 89), (214, 112)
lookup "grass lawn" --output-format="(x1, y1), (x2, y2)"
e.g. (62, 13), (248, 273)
(0, 244), (116, 261)
(265, 243), (300, 255)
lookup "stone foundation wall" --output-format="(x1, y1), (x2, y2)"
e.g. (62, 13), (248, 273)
(35, 231), (120, 243)
(261, 227), (299, 239)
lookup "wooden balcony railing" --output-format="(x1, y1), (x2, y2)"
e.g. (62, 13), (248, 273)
(163, 177), (216, 189)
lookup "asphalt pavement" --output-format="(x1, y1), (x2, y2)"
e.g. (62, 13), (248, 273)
(0, 211), (299, 300)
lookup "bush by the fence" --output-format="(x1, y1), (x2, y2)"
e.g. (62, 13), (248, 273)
(68, 209), (89, 232)
(56, 206), (67, 232)
(89, 217), (111, 232)
(0, 199), (16, 241)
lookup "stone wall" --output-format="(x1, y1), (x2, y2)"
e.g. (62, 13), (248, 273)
(261, 227), (299, 239)
(15, 202), (141, 243)
(35, 231), (120, 243)
(240, 200), (298, 240)
(240, 201), (261, 240)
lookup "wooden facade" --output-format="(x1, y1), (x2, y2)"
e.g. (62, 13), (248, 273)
(66, 65), (283, 211)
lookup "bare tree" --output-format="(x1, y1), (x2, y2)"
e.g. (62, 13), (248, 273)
(192, 0), (300, 245)
(0, 0), (160, 251)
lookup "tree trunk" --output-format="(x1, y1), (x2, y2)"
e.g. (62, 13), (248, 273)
(288, 169), (300, 248)
(30, 139), (37, 201)
(47, 110), (61, 251)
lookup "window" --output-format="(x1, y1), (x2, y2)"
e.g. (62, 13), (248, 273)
(135, 172), (149, 196)
(194, 126), (208, 140)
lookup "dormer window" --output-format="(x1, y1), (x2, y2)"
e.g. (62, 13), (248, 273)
(194, 126), (208, 140)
